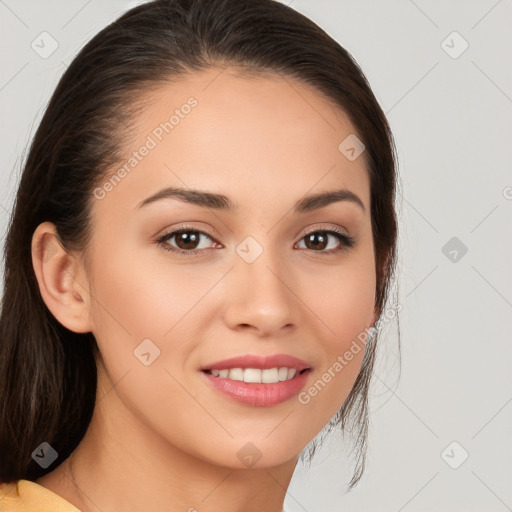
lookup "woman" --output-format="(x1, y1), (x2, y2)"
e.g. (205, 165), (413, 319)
(0, 0), (399, 510)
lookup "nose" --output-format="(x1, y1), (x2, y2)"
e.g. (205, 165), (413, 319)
(222, 247), (299, 337)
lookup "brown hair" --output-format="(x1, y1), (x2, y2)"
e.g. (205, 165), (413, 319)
(0, 0), (399, 491)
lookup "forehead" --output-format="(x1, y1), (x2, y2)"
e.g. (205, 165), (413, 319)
(97, 67), (371, 214)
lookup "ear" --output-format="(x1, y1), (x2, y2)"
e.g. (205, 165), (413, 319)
(31, 221), (93, 333)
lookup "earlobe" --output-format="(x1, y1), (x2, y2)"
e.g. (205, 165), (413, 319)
(31, 221), (93, 334)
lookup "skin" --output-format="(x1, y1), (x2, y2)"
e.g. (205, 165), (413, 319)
(31, 67), (377, 512)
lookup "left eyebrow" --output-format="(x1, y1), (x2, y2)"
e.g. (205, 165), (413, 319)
(136, 187), (365, 213)
(294, 188), (366, 213)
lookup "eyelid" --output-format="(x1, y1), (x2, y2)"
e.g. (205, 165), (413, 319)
(156, 222), (222, 242)
(296, 222), (351, 239)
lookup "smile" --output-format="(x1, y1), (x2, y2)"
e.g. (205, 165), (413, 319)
(204, 367), (303, 383)
(200, 354), (312, 407)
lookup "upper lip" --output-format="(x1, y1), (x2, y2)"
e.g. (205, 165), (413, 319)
(200, 354), (311, 372)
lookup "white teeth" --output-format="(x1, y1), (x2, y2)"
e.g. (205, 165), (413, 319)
(229, 368), (244, 381)
(208, 366), (301, 383)
(261, 368), (279, 383)
(244, 368), (261, 383)
(278, 367), (289, 381)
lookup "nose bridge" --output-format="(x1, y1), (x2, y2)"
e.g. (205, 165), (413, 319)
(238, 238), (292, 303)
(224, 236), (297, 333)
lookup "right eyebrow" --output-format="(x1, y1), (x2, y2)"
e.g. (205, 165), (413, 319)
(137, 187), (234, 211)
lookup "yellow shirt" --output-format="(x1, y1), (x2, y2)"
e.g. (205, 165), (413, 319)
(0, 479), (80, 512)
(0, 478), (290, 511)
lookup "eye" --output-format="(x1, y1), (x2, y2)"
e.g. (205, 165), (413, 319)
(156, 228), (220, 256)
(296, 228), (355, 253)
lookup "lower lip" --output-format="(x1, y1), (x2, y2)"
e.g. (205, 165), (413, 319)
(202, 370), (310, 407)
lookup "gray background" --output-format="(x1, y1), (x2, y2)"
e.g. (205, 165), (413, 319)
(1, 1), (511, 511)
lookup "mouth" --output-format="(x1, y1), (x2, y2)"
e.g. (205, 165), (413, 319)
(202, 367), (310, 383)
(200, 354), (312, 407)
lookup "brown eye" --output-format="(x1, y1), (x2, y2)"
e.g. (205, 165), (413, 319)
(303, 232), (329, 250)
(297, 229), (355, 253)
(173, 231), (201, 250)
(156, 228), (219, 255)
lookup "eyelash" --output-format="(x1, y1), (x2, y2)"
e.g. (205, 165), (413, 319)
(155, 225), (355, 257)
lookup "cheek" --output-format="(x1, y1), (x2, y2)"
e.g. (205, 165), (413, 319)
(88, 241), (210, 344)
(307, 250), (376, 346)
(86, 249), (204, 442)
(297, 251), (375, 422)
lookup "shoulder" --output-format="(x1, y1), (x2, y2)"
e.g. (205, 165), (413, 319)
(0, 479), (81, 511)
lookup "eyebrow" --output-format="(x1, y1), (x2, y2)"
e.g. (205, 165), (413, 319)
(137, 187), (365, 213)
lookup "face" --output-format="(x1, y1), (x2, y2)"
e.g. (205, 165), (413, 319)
(81, 67), (376, 469)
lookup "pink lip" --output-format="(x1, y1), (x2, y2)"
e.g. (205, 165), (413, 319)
(200, 354), (312, 407)
(200, 354), (311, 372)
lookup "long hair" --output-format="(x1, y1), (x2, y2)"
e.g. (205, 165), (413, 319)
(0, 0), (399, 490)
